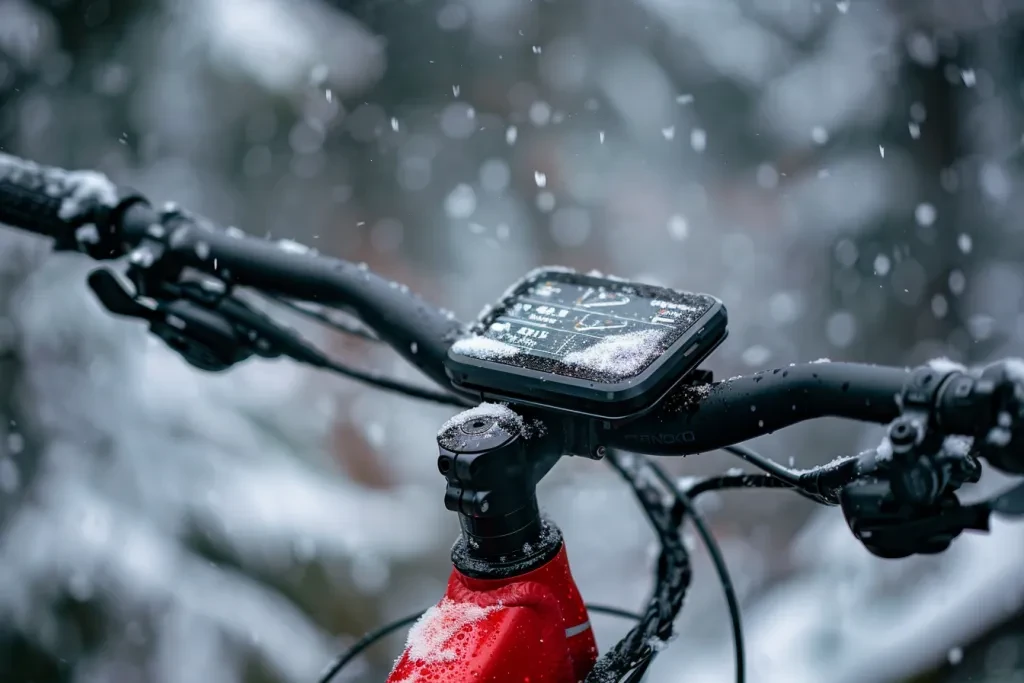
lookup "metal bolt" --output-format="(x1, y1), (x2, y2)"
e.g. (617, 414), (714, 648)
(461, 417), (495, 435)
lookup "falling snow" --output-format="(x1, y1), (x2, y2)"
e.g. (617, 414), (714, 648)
(2, 5), (1021, 683)
(690, 128), (707, 152)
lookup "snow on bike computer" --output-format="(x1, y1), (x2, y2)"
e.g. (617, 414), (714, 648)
(444, 267), (728, 419)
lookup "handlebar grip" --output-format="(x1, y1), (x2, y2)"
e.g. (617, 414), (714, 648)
(0, 152), (118, 241)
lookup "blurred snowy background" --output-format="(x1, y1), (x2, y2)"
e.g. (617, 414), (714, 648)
(1, 0), (1024, 681)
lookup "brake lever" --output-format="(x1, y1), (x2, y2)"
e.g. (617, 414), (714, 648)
(840, 408), (983, 559)
(88, 266), (257, 371)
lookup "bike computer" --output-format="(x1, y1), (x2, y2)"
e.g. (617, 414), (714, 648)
(445, 268), (728, 419)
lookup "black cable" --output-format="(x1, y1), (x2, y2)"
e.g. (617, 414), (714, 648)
(261, 292), (380, 343)
(237, 290), (471, 406)
(589, 604), (645, 622)
(684, 473), (791, 499)
(722, 444), (803, 487)
(650, 464), (745, 683)
(317, 611), (423, 683)
(317, 356), (472, 407)
(588, 452), (694, 683)
(316, 604), (642, 683)
(719, 445), (859, 505)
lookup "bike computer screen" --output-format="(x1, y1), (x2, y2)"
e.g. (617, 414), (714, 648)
(445, 268), (728, 418)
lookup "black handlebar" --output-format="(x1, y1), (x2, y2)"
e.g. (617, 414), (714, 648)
(605, 362), (909, 455)
(0, 152), (1020, 470)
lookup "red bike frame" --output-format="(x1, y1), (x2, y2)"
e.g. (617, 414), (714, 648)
(387, 542), (597, 683)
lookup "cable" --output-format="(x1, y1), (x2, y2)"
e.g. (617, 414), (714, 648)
(317, 612), (423, 683)
(317, 356), (472, 407)
(722, 444), (803, 487)
(316, 604), (642, 683)
(648, 461), (746, 683)
(685, 473), (791, 499)
(588, 604), (645, 622)
(719, 445), (859, 505)
(261, 292), (380, 343)
(588, 452), (694, 683)
(239, 291), (471, 406)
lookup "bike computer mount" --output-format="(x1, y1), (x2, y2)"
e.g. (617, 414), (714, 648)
(438, 267), (725, 578)
(444, 267), (728, 422)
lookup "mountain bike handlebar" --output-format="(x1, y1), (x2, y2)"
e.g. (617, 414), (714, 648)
(5, 151), (1024, 683)
(0, 153), (995, 459)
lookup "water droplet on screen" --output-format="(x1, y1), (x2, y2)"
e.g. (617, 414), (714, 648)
(534, 171), (547, 188)
(662, 126), (675, 140)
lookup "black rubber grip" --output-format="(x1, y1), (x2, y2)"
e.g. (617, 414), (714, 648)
(0, 152), (118, 240)
(605, 362), (909, 455)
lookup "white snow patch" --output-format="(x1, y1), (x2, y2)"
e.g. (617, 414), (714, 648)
(451, 335), (520, 360)
(403, 598), (499, 663)
(563, 329), (666, 378)
(875, 435), (893, 461)
(1002, 358), (1024, 383)
(0, 153), (118, 222)
(438, 402), (522, 437)
(57, 170), (119, 221)
(928, 357), (966, 374)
